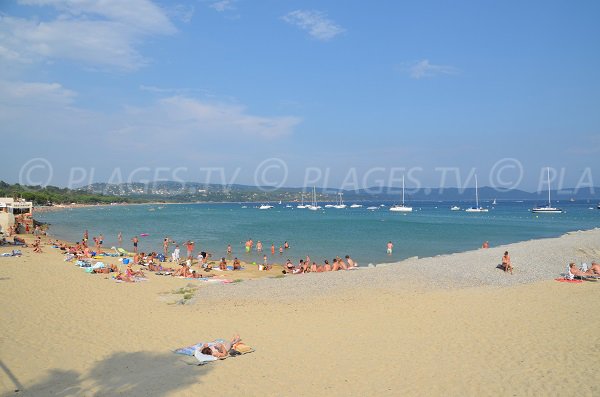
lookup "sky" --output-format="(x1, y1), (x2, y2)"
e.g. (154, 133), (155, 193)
(1, 0), (599, 193)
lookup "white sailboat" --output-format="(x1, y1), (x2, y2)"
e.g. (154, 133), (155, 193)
(465, 175), (488, 212)
(307, 186), (321, 211)
(532, 168), (563, 213)
(390, 176), (413, 212)
(333, 192), (347, 209)
(297, 193), (307, 209)
(492, 198), (497, 205)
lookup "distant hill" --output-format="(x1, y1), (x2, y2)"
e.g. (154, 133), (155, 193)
(79, 181), (600, 202)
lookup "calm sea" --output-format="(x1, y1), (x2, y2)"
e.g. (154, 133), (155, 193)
(36, 201), (600, 266)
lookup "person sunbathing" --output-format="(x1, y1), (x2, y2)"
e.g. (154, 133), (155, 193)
(32, 238), (43, 253)
(93, 264), (119, 274)
(232, 258), (241, 270)
(569, 263), (595, 277)
(126, 264), (146, 278)
(332, 258), (347, 271)
(590, 263), (600, 274)
(200, 334), (243, 358)
(502, 251), (513, 274)
(147, 262), (175, 272)
(219, 257), (227, 270)
(115, 272), (134, 282)
(173, 263), (192, 277)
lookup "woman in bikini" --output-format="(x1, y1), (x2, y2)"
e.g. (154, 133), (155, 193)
(200, 334), (243, 358)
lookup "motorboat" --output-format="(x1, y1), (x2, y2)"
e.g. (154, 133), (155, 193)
(259, 204), (273, 210)
(465, 174), (488, 212)
(532, 168), (562, 214)
(350, 204), (363, 208)
(450, 206), (461, 211)
(390, 175), (413, 212)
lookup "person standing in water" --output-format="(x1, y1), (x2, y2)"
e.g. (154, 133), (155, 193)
(132, 236), (139, 253)
(117, 232), (123, 247)
(387, 241), (393, 255)
(271, 244), (275, 255)
(227, 244), (232, 256)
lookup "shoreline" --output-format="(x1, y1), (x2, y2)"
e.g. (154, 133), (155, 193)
(1, 227), (599, 396)
(32, 201), (600, 268)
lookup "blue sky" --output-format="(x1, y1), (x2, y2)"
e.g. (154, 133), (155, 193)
(1, 0), (599, 192)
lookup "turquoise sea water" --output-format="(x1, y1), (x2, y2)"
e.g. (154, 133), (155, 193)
(36, 201), (600, 266)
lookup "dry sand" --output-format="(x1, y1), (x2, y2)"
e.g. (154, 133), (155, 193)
(1, 231), (599, 396)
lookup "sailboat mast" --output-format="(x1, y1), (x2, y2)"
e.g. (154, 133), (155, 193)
(547, 167), (551, 207)
(402, 176), (405, 205)
(475, 175), (479, 208)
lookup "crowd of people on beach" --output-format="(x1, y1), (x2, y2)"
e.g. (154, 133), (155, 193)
(7, 224), (600, 285)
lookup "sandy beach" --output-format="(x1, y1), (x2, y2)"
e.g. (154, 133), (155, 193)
(1, 230), (599, 396)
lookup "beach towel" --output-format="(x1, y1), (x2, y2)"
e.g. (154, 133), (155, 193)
(174, 339), (254, 364)
(174, 339), (226, 356)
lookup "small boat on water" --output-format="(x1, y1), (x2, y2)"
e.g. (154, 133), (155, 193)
(532, 168), (563, 214)
(350, 204), (363, 208)
(597, 203), (600, 210)
(259, 204), (273, 210)
(241, 205), (248, 208)
(465, 175), (488, 212)
(333, 192), (347, 209)
(450, 206), (461, 211)
(285, 204), (292, 208)
(297, 194), (307, 209)
(492, 198), (497, 205)
(390, 176), (413, 212)
(307, 187), (321, 211)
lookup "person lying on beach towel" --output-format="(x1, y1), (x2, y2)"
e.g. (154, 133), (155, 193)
(93, 264), (119, 274)
(198, 334), (252, 358)
(590, 262), (600, 274)
(569, 263), (595, 278)
(126, 264), (146, 278)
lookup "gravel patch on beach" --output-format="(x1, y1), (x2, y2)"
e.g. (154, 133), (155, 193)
(198, 228), (600, 301)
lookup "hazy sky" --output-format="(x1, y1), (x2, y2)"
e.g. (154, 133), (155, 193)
(1, 0), (599, 192)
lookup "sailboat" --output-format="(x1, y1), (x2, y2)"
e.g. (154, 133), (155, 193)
(465, 175), (488, 212)
(390, 176), (413, 212)
(333, 192), (347, 209)
(492, 198), (497, 205)
(307, 186), (321, 211)
(532, 168), (563, 213)
(296, 193), (307, 209)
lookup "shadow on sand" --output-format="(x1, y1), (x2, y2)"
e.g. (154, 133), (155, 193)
(2, 350), (210, 397)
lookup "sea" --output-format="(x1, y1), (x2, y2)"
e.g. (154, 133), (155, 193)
(35, 200), (600, 266)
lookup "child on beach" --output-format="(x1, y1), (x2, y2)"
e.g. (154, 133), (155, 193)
(172, 245), (180, 263)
